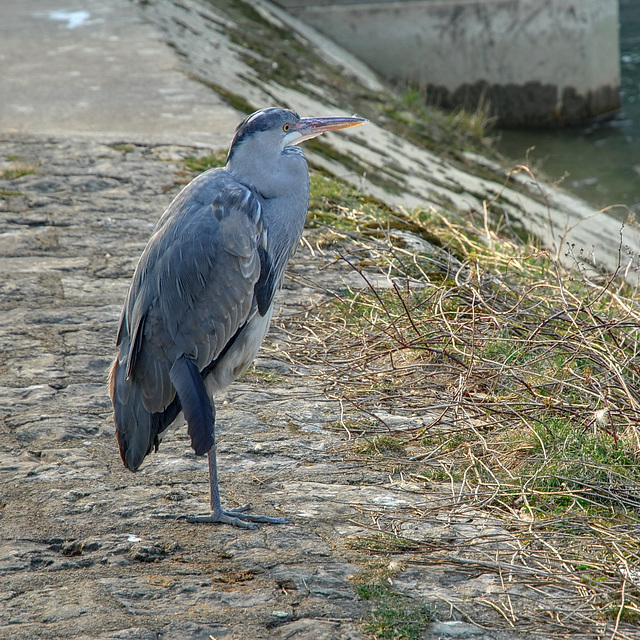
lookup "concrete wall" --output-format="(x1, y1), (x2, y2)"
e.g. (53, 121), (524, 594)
(273, 0), (621, 127)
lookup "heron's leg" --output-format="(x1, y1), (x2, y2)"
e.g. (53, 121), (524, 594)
(182, 443), (291, 529)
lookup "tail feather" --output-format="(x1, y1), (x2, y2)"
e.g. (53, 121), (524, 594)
(110, 356), (154, 470)
(110, 356), (184, 471)
(169, 355), (215, 456)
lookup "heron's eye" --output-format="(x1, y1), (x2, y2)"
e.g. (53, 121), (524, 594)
(283, 123), (290, 132)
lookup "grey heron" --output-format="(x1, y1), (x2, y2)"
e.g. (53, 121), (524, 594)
(109, 107), (366, 528)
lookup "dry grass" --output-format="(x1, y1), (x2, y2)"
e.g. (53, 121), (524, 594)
(277, 171), (640, 637)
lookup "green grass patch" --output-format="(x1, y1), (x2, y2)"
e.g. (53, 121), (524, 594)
(183, 150), (228, 173)
(349, 534), (421, 555)
(190, 75), (256, 115)
(109, 143), (135, 153)
(238, 365), (286, 385)
(0, 189), (23, 198)
(356, 578), (436, 639)
(355, 435), (406, 456)
(2, 166), (34, 180)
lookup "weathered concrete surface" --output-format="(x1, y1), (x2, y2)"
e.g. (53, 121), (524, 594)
(274, 0), (621, 127)
(0, 0), (239, 146)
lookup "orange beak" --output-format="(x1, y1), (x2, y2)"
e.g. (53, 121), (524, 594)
(290, 115), (367, 144)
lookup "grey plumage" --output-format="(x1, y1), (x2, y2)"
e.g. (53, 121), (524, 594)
(110, 107), (366, 528)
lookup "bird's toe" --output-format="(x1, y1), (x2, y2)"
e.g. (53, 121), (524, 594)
(178, 507), (290, 529)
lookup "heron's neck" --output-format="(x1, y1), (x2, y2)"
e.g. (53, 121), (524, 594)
(229, 147), (310, 274)
(262, 161), (310, 275)
(229, 147), (306, 198)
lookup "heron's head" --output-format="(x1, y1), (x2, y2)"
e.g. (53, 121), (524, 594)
(226, 108), (366, 175)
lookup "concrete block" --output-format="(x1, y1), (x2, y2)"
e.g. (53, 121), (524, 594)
(277, 0), (621, 126)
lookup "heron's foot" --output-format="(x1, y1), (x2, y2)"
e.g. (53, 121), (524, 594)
(179, 503), (291, 529)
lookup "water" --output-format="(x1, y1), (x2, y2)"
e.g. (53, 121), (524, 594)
(496, 0), (640, 218)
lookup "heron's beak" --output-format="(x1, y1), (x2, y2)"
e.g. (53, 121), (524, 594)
(288, 115), (367, 145)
